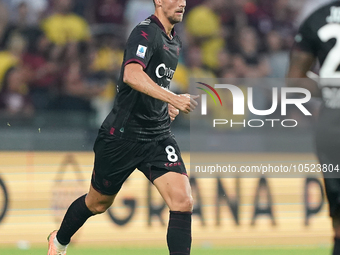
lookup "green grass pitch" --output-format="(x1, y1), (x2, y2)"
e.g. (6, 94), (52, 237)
(0, 247), (332, 255)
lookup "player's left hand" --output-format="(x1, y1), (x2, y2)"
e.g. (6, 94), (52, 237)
(168, 103), (179, 122)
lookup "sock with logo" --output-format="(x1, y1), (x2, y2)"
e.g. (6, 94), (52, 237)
(167, 211), (192, 255)
(56, 194), (94, 245)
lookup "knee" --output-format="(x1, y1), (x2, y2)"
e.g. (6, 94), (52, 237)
(85, 187), (116, 215)
(171, 195), (194, 212)
(88, 202), (112, 215)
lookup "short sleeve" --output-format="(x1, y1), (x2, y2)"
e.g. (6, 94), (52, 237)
(124, 24), (158, 69)
(293, 18), (318, 56)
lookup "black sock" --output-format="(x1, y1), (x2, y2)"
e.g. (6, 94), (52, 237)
(56, 194), (94, 245)
(167, 211), (192, 255)
(333, 238), (340, 255)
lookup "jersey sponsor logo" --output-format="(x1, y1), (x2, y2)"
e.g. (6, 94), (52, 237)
(326, 6), (340, 23)
(155, 63), (175, 81)
(141, 31), (148, 40)
(136, 45), (147, 58)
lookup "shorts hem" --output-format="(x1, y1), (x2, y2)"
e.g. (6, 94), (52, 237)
(91, 179), (120, 196)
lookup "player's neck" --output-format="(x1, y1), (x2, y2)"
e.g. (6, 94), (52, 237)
(153, 12), (175, 38)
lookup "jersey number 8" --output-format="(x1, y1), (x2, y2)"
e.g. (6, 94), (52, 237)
(165, 145), (178, 162)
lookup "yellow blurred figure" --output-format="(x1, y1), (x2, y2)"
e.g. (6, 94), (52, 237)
(0, 33), (26, 92)
(41, 0), (90, 45)
(0, 51), (18, 89)
(185, 3), (225, 70)
(42, 14), (90, 45)
(92, 46), (124, 100)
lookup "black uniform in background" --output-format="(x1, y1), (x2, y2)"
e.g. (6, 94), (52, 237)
(293, 0), (340, 218)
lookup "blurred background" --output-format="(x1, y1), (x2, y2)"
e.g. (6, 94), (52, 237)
(0, 0), (333, 253)
(0, 0), (324, 146)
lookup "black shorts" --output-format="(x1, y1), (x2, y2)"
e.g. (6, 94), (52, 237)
(91, 132), (187, 195)
(316, 146), (340, 218)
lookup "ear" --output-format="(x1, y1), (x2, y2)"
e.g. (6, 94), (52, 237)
(154, 0), (161, 7)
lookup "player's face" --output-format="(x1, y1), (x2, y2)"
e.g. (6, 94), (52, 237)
(161, 0), (186, 24)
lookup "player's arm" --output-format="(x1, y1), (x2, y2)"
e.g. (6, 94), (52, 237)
(287, 50), (314, 78)
(286, 18), (321, 97)
(286, 50), (321, 97)
(123, 63), (198, 113)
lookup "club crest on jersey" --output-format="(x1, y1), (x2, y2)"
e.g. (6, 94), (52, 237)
(141, 31), (148, 40)
(136, 45), (147, 58)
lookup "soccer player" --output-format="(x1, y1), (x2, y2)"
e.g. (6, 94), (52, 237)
(47, 0), (198, 254)
(287, 1), (340, 254)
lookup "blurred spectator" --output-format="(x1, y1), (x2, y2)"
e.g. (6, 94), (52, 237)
(172, 46), (215, 94)
(266, 30), (289, 78)
(215, 49), (232, 77)
(270, 0), (296, 33)
(234, 26), (270, 78)
(0, 33), (26, 91)
(2, 2), (43, 53)
(230, 54), (249, 78)
(0, 67), (33, 116)
(10, 0), (47, 26)
(41, 0), (90, 45)
(0, 0), (10, 49)
(90, 35), (123, 125)
(185, 0), (205, 13)
(48, 43), (105, 113)
(185, 0), (226, 71)
(92, 36), (123, 75)
(227, 0), (254, 31)
(72, 0), (91, 18)
(185, 46), (216, 79)
(87, 0), (126, 25)
(13, 2), (30, 27)
(22, 30), (59, 109)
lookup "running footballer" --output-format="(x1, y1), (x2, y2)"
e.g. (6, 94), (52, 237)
(47, 1), (198, 254)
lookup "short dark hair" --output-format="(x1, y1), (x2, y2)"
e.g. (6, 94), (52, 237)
(152, 0), (155, 6)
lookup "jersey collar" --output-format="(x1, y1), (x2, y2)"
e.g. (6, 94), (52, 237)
(149, 15), (176, 38)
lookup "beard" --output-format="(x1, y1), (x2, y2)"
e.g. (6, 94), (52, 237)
(168, 14), (183, 25)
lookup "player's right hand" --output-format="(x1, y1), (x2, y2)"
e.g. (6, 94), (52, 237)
(172, 94), (199, 114)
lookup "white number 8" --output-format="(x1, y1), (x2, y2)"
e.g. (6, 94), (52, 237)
(165, 145), (178, 162)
